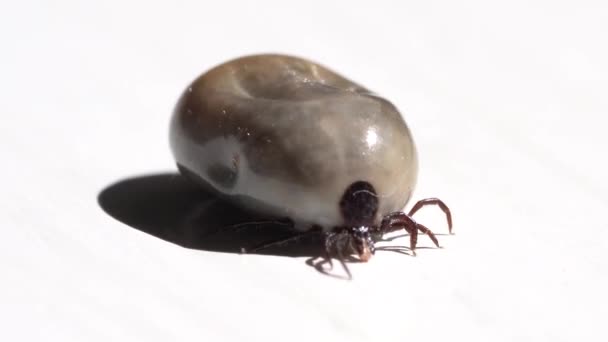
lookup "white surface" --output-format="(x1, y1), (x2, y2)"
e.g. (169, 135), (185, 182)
(2, 1), (607, 341)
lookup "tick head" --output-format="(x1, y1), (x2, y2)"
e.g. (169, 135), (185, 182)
(339, 180), (379, 262)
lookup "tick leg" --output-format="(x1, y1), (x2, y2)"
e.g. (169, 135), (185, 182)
(241, 228), (319, 254)
(380, 212), (441, 255)
(403, 223), (419, 256)
(324, 232), (352, 280)
(225, 219), (293, 233)
(407, 198), (453, 234)
(324, 232), (336, 270)
(380, 213), (419, 255)
(415, 222), (440, 248)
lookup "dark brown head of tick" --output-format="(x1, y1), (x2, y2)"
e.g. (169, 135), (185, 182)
(338, 181), (379, 262)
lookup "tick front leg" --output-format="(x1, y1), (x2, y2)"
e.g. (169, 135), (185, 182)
(241, 226), (321, 254)
(408, 198), (453, 234)
(324, 231), (352, 279)
(379, 213), (420, 255)
(379, 212), (440, 255)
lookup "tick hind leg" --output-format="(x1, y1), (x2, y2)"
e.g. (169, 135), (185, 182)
(408, 198), (453, 234)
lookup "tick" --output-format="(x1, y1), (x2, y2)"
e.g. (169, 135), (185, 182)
(170, 54), (452, 277)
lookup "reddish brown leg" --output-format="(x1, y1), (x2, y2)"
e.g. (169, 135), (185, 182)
(415, 222), (440, 247)
(380, 212), (437, 256)
(408, 198), (453, 234)
(402, 222), (419, 256)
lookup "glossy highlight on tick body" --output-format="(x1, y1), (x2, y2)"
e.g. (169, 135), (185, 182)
(170, 54), (453, 278)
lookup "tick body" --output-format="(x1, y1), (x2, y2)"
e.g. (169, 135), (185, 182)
(170, 54), (452, 275)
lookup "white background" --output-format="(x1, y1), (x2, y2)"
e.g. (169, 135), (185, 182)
(2, 1), (607, 341)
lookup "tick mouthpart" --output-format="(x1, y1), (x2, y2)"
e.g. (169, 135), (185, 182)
(359, 245), (373, 262)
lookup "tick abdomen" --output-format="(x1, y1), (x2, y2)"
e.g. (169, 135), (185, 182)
(170, 54), (418, 230)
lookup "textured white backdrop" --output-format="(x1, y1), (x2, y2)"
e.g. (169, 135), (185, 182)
(1, 1), (607, 341)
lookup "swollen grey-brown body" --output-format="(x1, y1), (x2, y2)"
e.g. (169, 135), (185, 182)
(170, 54), (418, 231)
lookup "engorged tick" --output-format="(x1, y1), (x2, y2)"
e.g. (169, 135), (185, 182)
(169, 54), (453, 278)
